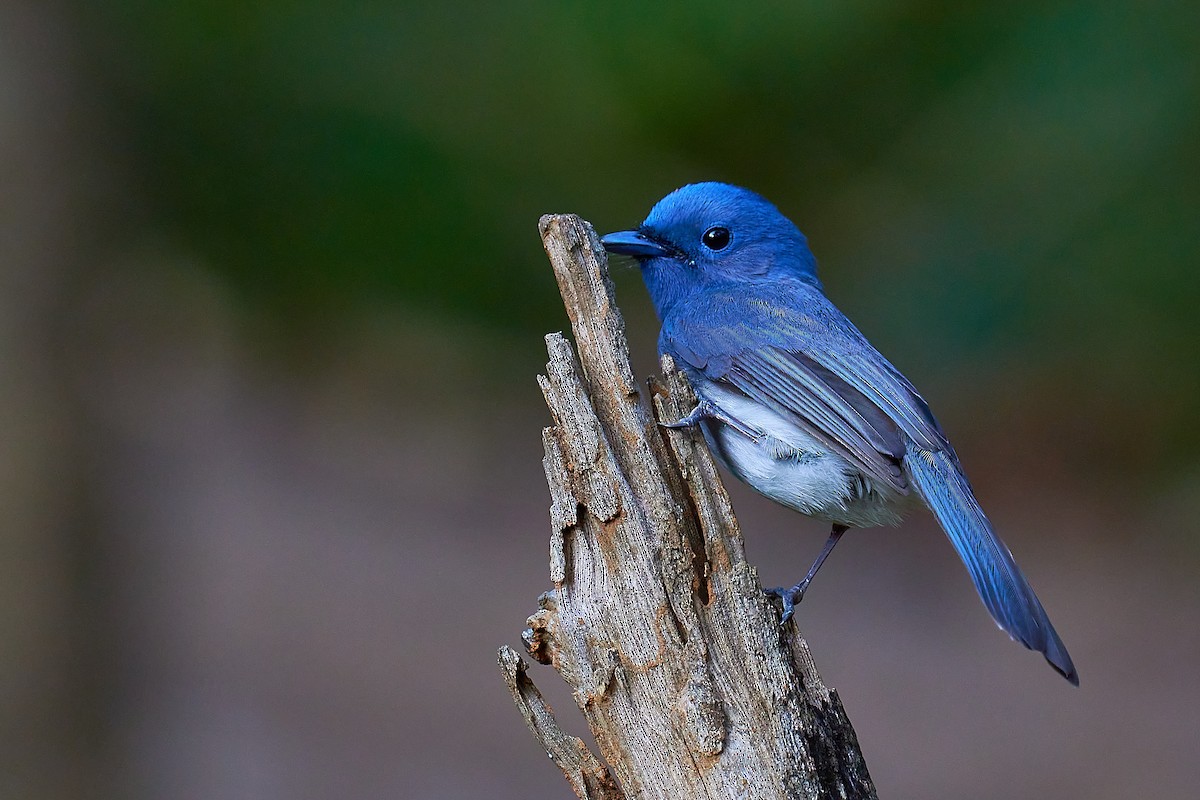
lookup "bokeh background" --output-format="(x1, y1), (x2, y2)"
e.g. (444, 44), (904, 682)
(3, 1), (1198, 798)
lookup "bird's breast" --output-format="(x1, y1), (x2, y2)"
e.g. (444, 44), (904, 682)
(694, 381), (910, 529)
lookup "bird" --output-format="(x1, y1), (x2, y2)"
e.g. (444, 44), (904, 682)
(600, 182), (1078, 685)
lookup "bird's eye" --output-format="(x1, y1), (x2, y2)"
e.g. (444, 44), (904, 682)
(701, 226), (731, 251)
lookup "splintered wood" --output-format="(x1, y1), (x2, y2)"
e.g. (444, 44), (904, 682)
(498, 213), (876, 800)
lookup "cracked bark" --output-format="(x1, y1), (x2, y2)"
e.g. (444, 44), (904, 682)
(498, 213), (877, 800)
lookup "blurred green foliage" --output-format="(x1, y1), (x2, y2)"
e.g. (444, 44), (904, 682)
(81, 1), (1198, 466)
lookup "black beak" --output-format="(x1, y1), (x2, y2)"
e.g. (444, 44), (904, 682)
(600, 230), (671, 258)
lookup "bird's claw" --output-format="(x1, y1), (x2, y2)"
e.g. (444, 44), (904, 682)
(765, 584), (806, 625)
(660, 401), (708, 430)
(660, 399), (761, 440)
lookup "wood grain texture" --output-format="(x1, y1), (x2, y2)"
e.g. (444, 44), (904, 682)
(500, 213), (876, 800)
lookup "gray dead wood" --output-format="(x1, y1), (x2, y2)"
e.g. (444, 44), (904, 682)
(498, 213), (877, 800)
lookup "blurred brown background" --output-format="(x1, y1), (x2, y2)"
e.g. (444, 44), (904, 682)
(3, 1), (1198, 798)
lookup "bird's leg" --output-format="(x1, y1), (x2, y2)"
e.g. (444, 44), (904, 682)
(661, 399), (759, 440)
(766, 524), (848, 624)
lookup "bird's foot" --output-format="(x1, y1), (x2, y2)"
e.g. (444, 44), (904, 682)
(660, 400), (760, 440)
(660, 401), (709, 430)
(764, 583), (807, 625)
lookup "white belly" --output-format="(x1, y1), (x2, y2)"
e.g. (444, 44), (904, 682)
(696, 383), (911, 529)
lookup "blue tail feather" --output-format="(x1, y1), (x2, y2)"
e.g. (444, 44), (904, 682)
(906, 444), (1079, 685)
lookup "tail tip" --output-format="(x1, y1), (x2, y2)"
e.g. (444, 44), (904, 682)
(1047, 652), (1080, 686)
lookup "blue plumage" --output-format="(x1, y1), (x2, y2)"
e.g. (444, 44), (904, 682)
(602, 182), (1078, 685)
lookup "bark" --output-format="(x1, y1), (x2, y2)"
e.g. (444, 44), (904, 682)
(498, 213), (877, 800)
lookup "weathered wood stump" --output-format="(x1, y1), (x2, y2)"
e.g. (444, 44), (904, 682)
(498, 214), (876, 800)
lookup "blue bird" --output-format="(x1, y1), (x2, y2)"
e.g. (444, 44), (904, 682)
(601, 182), (1078, 684)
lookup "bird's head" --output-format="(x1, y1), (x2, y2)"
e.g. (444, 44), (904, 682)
(601, 182), (820, 317)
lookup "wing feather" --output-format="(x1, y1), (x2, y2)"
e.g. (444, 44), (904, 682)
(664, 283), (947, 493)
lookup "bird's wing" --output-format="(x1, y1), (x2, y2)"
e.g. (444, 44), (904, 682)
(666, 285), (1078, 682)
(664, 285), (948, 493)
